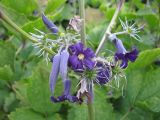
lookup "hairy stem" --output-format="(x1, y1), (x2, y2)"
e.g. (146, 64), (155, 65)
(79, 0), (86, 46)
(0, 10), (55, 55)
(95, 0), (124, 55)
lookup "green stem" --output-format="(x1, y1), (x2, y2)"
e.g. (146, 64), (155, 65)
(95, 0), (124, 56)
(0, 10), (55, 55)
(86, 93), (94, 120)
(79, 0), (86, 46)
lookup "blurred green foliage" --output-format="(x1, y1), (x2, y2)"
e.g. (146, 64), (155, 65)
(0, 0), (160, 120)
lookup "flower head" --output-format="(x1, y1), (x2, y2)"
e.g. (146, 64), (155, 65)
(96, 62), (111, 84)
(69, 42), (95, 71)
(110, 34), (138, 68)
(42, 13), (58, 34)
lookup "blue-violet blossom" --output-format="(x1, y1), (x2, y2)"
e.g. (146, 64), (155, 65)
(110, 34), (138, 68)
(50, 50), (80, 103)
(69, 42), (95, 71)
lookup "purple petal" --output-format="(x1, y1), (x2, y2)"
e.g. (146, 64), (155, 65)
(49, 53), (60, 93)
(42, 13), (58, 34)
(126, 47), (138, 62)
(120, 58), (128, 68)
(114, 39), (127, 54)
(83, 58), (95, 69)
(114, 53), (125, 61)
(75, 42), (84, 53)
(63, 80), (71, 95)
(60, 50), (69, 81)
(69, 55), (83, 70)
(84, 48), (95, 58)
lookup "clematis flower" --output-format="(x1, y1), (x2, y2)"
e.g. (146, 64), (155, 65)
(96, 62), (111, 84)
(42, 13), (58, 34)
(50, 50), (80, 103)
(109, 34), (138, 68)
(69, 42), (95, 71)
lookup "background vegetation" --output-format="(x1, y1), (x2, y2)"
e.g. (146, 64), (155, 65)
(0, 0), (160, 120)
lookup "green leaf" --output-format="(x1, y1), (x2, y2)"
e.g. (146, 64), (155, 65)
(0, 41), (16, 69)
(94, 87), (115, 120)
(27, 61), (61, 114)
(45, 0), (66, 14)
(0, 65), (13, 81)
(0, 3), (29, 25)
(9, 108), (45, 120)
(0, 0), (38, 17)
(68, 104), (88, 120)
(136, 96), (160, 113)
(127, 48), (160, 70)
(3, 92), (19, 112)
(126, 68), (160, 113)
(46, 114), (62, 120)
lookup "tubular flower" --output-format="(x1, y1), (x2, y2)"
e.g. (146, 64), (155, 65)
(110, 34), (138, 68)
(42, 13), (58, 34)
(50, 50), (80, 103)
(69, 42), (95, 71)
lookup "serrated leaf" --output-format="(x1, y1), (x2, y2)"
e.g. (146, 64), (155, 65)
(0, 65), (13, 81)
(126, 68), (160, 113)
(8, 108), (45, 120)
(27, 61), (61, 114)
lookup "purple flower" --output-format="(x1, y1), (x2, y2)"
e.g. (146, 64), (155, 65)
(69, 42), (95, 71)
(96, 62), (111, 84)
(110, 34), (138, 68)
(42, 13), (58, 34)
(50, 50), (81, 103)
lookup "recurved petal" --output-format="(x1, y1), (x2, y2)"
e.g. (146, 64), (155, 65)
(49, 53), (61, 93)
(42, 13), (58, 34)
(60, 50), (69, 81)
(126, 47), (138, 62)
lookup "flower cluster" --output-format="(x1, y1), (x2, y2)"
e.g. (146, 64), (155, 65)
(35, 14), (140, 104)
